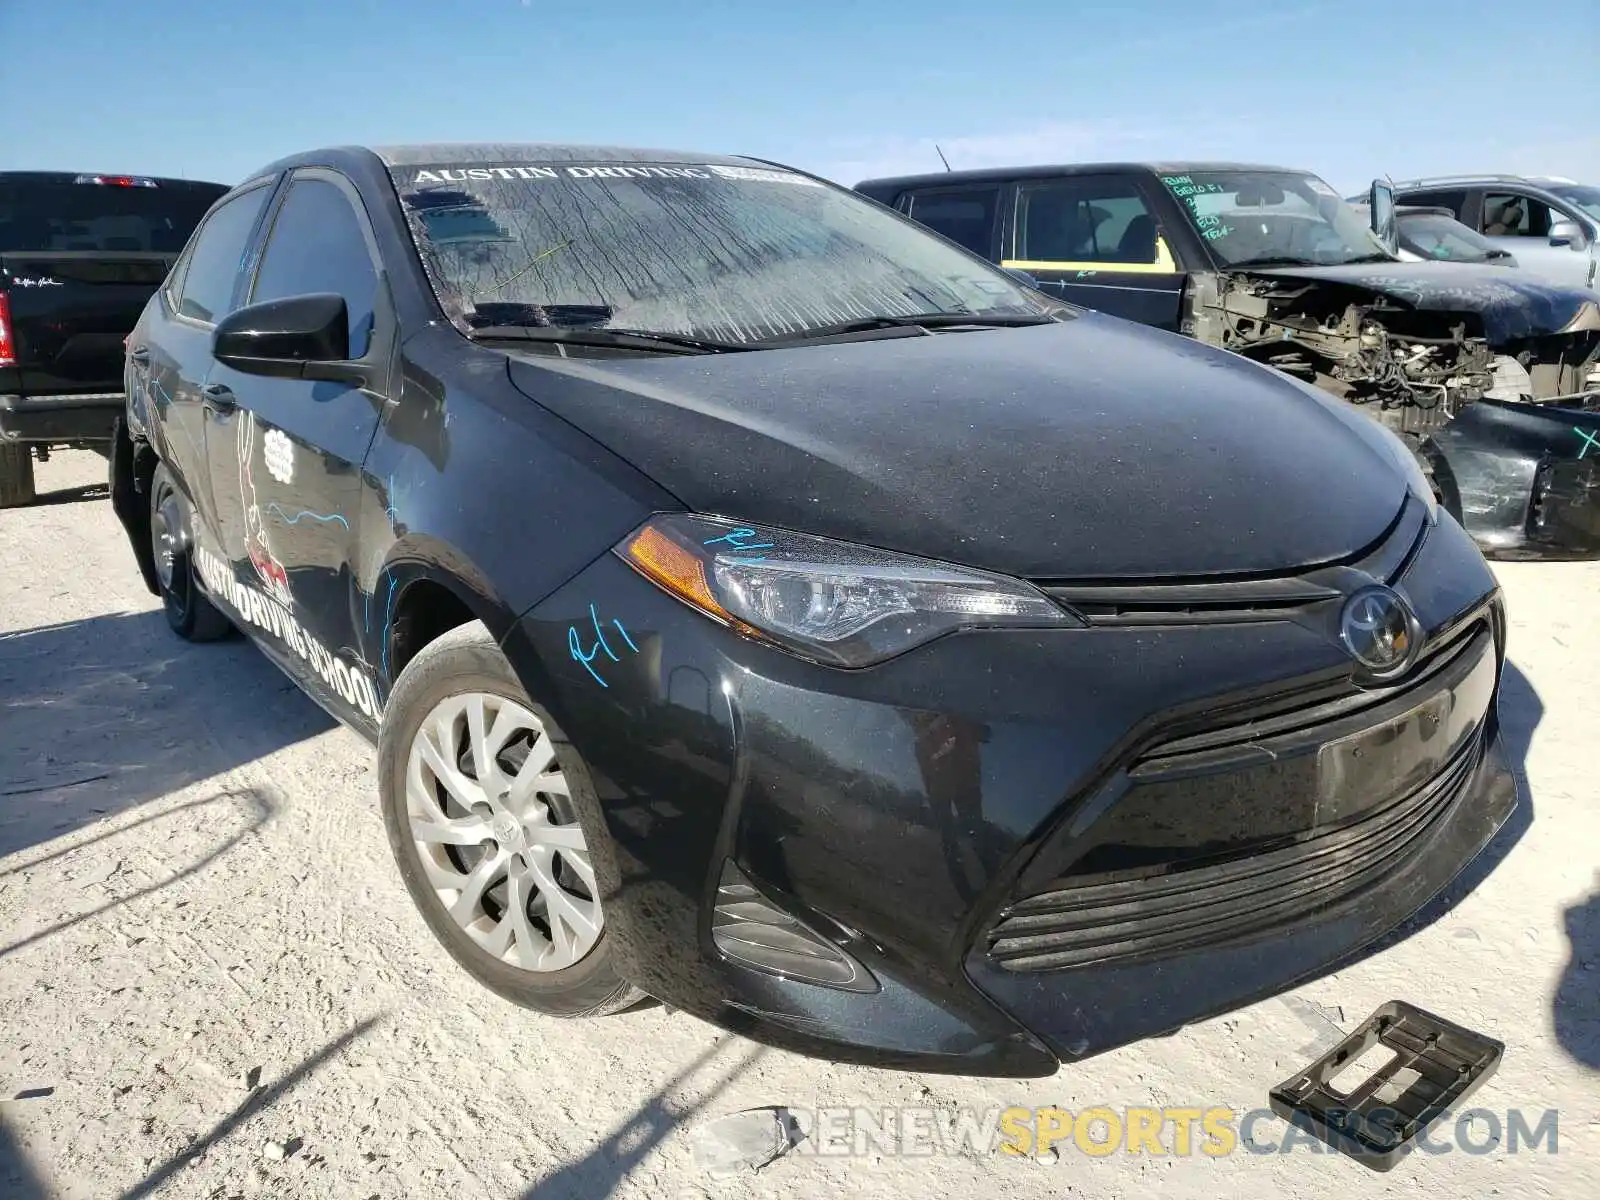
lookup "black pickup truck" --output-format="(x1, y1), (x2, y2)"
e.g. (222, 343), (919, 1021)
(1, 171), (228, 505)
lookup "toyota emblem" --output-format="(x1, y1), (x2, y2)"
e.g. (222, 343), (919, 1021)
(1339, 585), (1422, 678)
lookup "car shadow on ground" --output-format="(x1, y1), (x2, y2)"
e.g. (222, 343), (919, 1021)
(0, 610), (334, 862)
(0, 1110), (50, 1200)
(1555, 880), (1599, 1070)
(518, 1040), (768, 1199)
(0, 786), (276, 961)
(22, 480), (110, 507)
(106, 1015), (384, 1200)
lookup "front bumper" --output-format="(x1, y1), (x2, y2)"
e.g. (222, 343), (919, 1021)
(0, 391), (123, 444)
(503, 501), (1516, 1077)
(1430, 395), (1600, 559)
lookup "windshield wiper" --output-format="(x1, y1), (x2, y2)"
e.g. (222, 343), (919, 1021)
(466, 325), (751, 355)
(755, 311), (1058, 344)
(1335, 253), (1397, 265)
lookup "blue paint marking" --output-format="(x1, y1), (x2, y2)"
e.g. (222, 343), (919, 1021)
(568, 603), (640, 688)
(266, 504), (350, 530)
(384, 473), (400, 526)
(1575, 427), (1600, 460)
(703, 528), (776, 551)
(380, 574), (399, 679)
(703, 526), (774, 565)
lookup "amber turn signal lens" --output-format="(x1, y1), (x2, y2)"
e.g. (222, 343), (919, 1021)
(622, 524), (730, 621)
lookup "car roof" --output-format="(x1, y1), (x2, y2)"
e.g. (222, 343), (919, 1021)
(853, 161), (1314, 191)
(1391, 174), (1579, 191)
(241, 142), (778, 184)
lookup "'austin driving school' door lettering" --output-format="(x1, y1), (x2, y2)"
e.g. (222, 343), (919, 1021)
(193, 544), (383, 720)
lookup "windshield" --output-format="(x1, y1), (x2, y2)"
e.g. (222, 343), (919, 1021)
(1544, 183), (1600, 223)
(1397, 212), (1494, 262)
(389, 160), (1051, 344)
(1157, 170), (1393, 267)
(0, 179), (224, 254)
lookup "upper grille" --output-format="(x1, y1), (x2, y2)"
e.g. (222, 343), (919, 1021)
(1038, 494), (1429, 627)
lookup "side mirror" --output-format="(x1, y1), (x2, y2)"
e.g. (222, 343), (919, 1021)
(212, 293), (354, 380)
(1548, 219), (1587, 250)
(1367, 178), (1399, 256)
(1002, 266), (1039, 288)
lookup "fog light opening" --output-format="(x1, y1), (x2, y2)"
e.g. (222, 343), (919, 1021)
(711, 860), (879, 994)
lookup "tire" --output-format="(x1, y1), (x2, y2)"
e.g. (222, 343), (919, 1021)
(149, 462), (233, 642)
(378, 621), (643, 1017)
(0, 442), (36, 509)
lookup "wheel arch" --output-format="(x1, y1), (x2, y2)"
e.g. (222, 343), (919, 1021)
(377, 536), (521, 687)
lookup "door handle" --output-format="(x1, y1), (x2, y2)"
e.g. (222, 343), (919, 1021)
(129, 345), (150, 365)
(201, 383), (237, 413)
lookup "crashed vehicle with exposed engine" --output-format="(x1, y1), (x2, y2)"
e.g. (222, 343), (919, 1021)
(854, 162), (1600, 559)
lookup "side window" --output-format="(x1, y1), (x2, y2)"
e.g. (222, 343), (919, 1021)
(902, 188), (1000, 258)
(251, 177), (378, 358)
(1011, 178), (1172, 269)
(1400, 189), (1468, 218)
(1482, 192), (1553, 238)
(172, 186), (271, 324)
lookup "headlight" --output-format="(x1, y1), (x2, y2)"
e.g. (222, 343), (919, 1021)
(615, 514), (1079, 667)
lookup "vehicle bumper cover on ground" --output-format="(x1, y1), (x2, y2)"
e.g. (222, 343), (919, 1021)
(502, 509), (1517, 1076)
(1431, 396), (1600, 559)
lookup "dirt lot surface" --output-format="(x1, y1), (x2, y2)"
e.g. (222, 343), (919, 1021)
(1, 450), (1596, 1199)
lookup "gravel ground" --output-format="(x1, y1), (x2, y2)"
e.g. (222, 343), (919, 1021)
(1, 449), (1595, 1200)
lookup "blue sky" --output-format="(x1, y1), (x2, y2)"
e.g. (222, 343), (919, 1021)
(6, 0), (1598, 193)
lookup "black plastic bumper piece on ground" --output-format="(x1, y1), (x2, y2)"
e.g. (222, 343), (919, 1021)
(1267, 1000), (1504, 1172)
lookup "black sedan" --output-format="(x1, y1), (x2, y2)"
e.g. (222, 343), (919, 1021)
(111, 143), (1517, 1077)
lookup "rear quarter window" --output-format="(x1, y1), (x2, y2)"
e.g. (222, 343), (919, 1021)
(0, 180), (225, 253)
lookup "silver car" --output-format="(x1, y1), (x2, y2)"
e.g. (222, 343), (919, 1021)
(1385, 175), (1599, 289)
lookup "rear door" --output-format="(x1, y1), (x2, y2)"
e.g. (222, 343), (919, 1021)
(129, 181), (277, 534)
(1000, 174), (1186, 330)
(202, 168), (391, 727)
(0, 176), (223, 399)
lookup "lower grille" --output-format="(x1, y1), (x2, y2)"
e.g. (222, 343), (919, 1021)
(986, 726), (1485, 973)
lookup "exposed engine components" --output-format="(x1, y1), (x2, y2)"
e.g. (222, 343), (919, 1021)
(1204, 273), (1598, 443)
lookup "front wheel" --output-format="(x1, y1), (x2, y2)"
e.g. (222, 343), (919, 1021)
(149, 462), (233, 641)
(377, 621), (642, 1017)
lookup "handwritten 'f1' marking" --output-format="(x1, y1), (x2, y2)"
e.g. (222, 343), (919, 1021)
(704, 526), (775, 565)
(569, 603), (638, 688)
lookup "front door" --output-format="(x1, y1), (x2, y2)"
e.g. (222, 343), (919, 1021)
(999, 175), (1186, 331)
(1478, 190), (1592, 287)
(200, 169), (391, 730)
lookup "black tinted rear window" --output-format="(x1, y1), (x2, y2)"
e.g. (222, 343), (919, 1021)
(0, 179), (226, 254)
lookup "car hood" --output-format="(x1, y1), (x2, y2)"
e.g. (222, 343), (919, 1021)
(1242, 262), (1600, 343)
(505, 314), (1407, 581)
